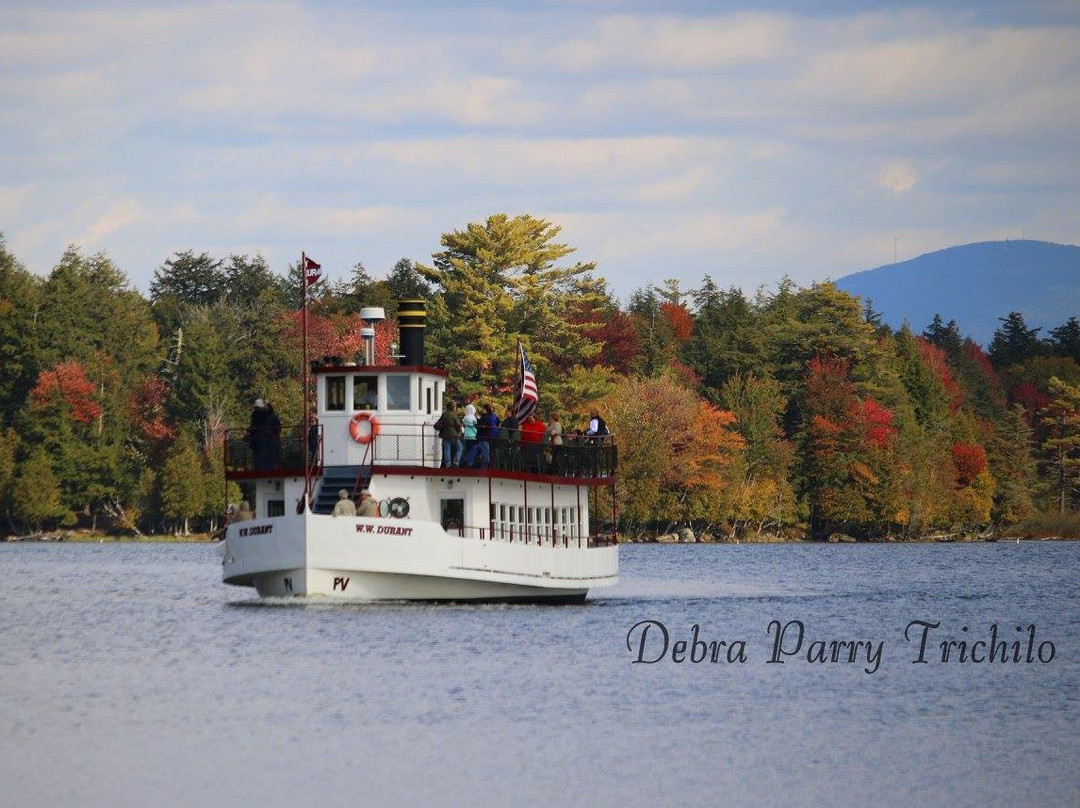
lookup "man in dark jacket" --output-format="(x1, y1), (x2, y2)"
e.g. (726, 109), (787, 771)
(436, 402), (464, 467)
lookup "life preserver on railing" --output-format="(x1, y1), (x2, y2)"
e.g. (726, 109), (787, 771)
(349, 412), (380, 444)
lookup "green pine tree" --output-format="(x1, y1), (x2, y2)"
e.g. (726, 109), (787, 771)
(161, 432), (207, 535)
(13, 449), (65, 531)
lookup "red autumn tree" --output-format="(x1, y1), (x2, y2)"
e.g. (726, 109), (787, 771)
(280, 310), (394, 365)
(951, 442), (988, 487)
(129, 375), (176, 442)
(918, 338), (963, 412)
(30, 361), (101, 423)
(660, 302), (694, 344)
(802, 355), (898, 538)
(567, 303), (641, 375)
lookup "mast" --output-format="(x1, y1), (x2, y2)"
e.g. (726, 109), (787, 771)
(301, 252), (321, 510)
(302, 251), (309, 507)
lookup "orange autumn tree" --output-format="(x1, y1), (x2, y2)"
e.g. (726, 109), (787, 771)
(592, 374), (744, 533)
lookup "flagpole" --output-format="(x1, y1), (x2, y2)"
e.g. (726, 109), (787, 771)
(301, 251), (310, 511)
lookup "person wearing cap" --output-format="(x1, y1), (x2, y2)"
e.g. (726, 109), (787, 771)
(357, 490), (379, 517)
(246, 398), (271, 470)
(332, 489), (357, 517)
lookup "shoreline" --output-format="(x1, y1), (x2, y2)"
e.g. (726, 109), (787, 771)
(3, 531), (1074, 545)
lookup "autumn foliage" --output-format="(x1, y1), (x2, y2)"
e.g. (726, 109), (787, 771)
(918, 339), (963, 412)
(31, 361), (101, 423)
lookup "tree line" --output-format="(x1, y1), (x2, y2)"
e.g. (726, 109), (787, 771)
(1, 216), (1078, 539)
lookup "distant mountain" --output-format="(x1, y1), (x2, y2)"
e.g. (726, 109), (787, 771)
(835, 240), (1080, 347)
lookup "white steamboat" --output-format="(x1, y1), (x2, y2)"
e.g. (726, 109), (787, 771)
(220, 299), (619, 601)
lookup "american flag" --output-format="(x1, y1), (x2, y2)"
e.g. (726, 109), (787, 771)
(511, 341), (538, 420)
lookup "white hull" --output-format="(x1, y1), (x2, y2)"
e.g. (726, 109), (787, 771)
(222, 512), (617, 602)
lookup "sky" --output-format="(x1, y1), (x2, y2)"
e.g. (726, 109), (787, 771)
(2, 1), (1079, 302)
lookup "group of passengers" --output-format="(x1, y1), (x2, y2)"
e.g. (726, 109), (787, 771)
(436, 402), (609, 472)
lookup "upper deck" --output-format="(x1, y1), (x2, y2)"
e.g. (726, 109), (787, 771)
(225, 361), (617, 484)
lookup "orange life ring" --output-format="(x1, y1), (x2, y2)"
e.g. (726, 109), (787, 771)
(349, 412), (380, 444)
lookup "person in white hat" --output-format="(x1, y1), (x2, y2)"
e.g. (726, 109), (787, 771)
(332, 489), (357, 517)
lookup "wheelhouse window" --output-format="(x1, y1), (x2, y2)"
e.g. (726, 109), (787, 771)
(353, 376), (378, 410)
(386, 375), (410, 411)
(326, 377), (346, 411)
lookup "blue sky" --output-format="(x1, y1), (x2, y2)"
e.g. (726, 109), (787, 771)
(2, 1), (1078, 302)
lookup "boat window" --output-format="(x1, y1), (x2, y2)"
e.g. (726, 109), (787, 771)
(353, 376), (378, 410)
(386, 375), (410, 411)
(425, 385), (432, 414)
(326, 376), (346, 411)
(441, 498), (464, 535)
(267, 500), (285, 518)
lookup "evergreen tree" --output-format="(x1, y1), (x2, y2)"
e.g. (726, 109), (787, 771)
(385, 258), (432, 302)
(686, 278), (765, 396)
(161, 432), (207, 534)
(923, 315), (963, 356)
(989, 311), (1043, 368)
(12, 449), (65, 531)
(988, 404), (1037, 527)
(223, 253), (286, 311)
(1048, 317), (1080, 365)
(719, 374), (797, 535)
(0, 428), (18, 527)
(0, 237), (41, 424)
(150, 250), (225, 335)
(1039, 377), (1080, 515)
(37, 247), (158, 384)
(168, 307), (235, 427)
(627, 286), (677, 378)
(419, 213), (601, 402)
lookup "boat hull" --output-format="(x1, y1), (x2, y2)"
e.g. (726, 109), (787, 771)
(222, 512), (617, 602)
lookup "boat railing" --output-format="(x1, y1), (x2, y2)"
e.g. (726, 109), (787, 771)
(224, 424), (323, 476)
(370, 417), (618, 479)
(444, 522), (615, 548)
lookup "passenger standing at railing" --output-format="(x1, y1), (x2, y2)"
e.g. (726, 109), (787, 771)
(586, 412), (609, 440)
(332, 489), (357, 517)
(545, 412), (564, 472)
(435, 401), (464, 468)
(520, 414), (546, 472)
(462, 403), (478, 461)
(465, 403), (499, 468)
(246, 398), (270, 470)
(265, 401), (282, 469)
(498, 409), (521, 470)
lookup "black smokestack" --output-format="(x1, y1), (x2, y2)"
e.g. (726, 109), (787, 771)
(397, 298), (426, 366)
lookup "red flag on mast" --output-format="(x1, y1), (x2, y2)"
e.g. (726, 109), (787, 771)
(302, 253), (322, 287)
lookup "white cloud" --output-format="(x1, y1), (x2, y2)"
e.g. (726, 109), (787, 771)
(80, 198), (144, 243)
(534, 12), (797, 73)
(874, 162), (918, 194)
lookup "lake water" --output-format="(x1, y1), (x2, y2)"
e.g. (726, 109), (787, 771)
(1, 541), (1078, 807)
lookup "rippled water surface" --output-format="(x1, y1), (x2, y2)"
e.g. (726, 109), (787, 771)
(2, 541), (1079, 807)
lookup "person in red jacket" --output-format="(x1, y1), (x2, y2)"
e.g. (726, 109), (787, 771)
(520, 414), (546, 472)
